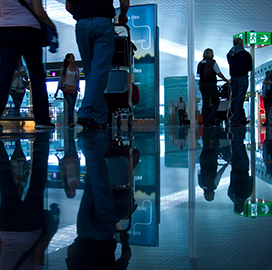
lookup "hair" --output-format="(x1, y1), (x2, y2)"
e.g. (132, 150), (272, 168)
(233, 38), (243, 46)
(203, 48), (214, 59)
(202, 48), (215, 79)
(61, 53), (74, 77)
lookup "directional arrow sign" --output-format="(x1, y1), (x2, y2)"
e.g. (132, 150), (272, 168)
(233, 32), (272, 45)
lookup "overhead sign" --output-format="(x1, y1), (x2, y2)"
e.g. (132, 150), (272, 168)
(233, 32), (272, 45)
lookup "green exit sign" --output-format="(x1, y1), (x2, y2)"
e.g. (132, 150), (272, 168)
(236, 201), (272, 217)
(233, 32), (272, 45)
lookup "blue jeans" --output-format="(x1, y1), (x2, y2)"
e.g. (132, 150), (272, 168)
(75, 17), (115, 124)
(77, 131), (116, 240)
(231, 76), (248, 125)
(64, 92), (77, 125)
(0, 28), (50, 124)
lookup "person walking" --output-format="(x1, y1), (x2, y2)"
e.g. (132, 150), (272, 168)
(227, 38), (252, 127)
(175, 97), (186, 125)
(197, 48), (229, 127)
(0, 0), (57, 129)
(65, 0), (130, 129)
(10, 58), (29, 116)
(55, 53), (80, 127)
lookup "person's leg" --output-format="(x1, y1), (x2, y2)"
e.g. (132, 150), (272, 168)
(21, 28), (51, 125)
(231, 76), (248, 125)
(178, 110), (182, 125)
(64, 92), (77, 125)
(0, 29), (21, 117)
(76, 17), (115, 124)
(10, 90), (25, 116)
(200, 84), (210, 126)
(209, 83), (220, 125)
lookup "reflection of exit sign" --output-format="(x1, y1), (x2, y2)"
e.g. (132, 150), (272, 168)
(236, 201), (272, 217)
(233, 32), (272, 45)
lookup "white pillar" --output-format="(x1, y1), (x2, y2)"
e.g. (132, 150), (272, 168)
(187, 0), (196, 260)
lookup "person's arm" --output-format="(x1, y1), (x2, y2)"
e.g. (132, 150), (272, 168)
(119, 0), (129, 24)
(32, 0), (57, 32)
(213, 62), (228, 82)
(263, 80), (272, 85)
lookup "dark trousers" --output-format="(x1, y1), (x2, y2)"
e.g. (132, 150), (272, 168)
(0, 133), (50, 231)
(200, 81), (219, 126)
(178, 109), (185, 125)
(230, 76), (248, 125)
(0, 27), (50, 124)
(10, 89), (25, 116)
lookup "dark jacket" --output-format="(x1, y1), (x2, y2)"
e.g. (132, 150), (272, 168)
(227, 46), (252, 77)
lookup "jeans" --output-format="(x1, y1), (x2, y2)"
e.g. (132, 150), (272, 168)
(64, 92), (77, 125)
(178, 109), (185, 125)
(77, 131), (116, 240)
(0, 28), (50, 124)
(75, 17), (115, 124)
(230, 76), (248, 125)
(200, 81), (219, 126)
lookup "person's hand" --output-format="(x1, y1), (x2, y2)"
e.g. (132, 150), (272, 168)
(54, 93), (58, 99)
(118, 12), (128, 24)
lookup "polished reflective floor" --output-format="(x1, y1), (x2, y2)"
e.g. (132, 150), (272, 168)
(0, 124), (272, 270)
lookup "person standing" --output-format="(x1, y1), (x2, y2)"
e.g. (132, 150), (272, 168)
(55, 53), (80, 127)
(227, 38), (252, 127)
(0, 0), (57, 129)
(65, 0), (130, 129)
(197, 48), (228, 127)
(175, 97), (186, 125)
(10, 58), (29, 116)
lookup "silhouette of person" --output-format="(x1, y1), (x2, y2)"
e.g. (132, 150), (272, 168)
(198, 128), (230, 201)
(227, 127), (253, 213)
(65, 130), (131, 269)
(57, 130), (80, 198)
(0, 132), (60, 269)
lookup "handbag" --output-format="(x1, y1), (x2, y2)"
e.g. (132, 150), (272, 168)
(18, 0), (59, 53)
(63, 85), (78, 95)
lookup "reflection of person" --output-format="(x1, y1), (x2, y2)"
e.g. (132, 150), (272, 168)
(65, 0), (129, 129)
(0, 0), (57, 129)
(227, 38), (252, 127)
(58, 130), (80, 198)
(10, 58), (29, 116)
(174, 97), (186, 126)
(198, 128), (229, 201)
(55, 53), (80, 127)
(0, 133), (60, 269)
(66, 130), (131, 269)
(10, 140), (31, 196)
(197, 48), (228, 127)
(228, 127), (253, 213)
(262, 70), (272, 126)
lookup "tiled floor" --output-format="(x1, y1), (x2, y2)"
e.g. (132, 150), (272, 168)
(1, 124), (272, 269)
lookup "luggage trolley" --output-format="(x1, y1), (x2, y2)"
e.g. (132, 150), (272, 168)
(216, 81), (233, 126)
(104, 24), (136, 129)
(105, 136), (138, 232)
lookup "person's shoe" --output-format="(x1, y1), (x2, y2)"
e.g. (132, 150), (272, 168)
(35, 122), (55, 129)
(0, 124), (3, 132)
(77, 117), (106, 129)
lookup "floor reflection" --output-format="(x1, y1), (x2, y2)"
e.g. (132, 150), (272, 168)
(0, 125), (272, 269)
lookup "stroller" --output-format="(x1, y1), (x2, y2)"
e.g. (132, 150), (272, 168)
(104, 24), (139, 129)
(215, 82), (233, 125)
